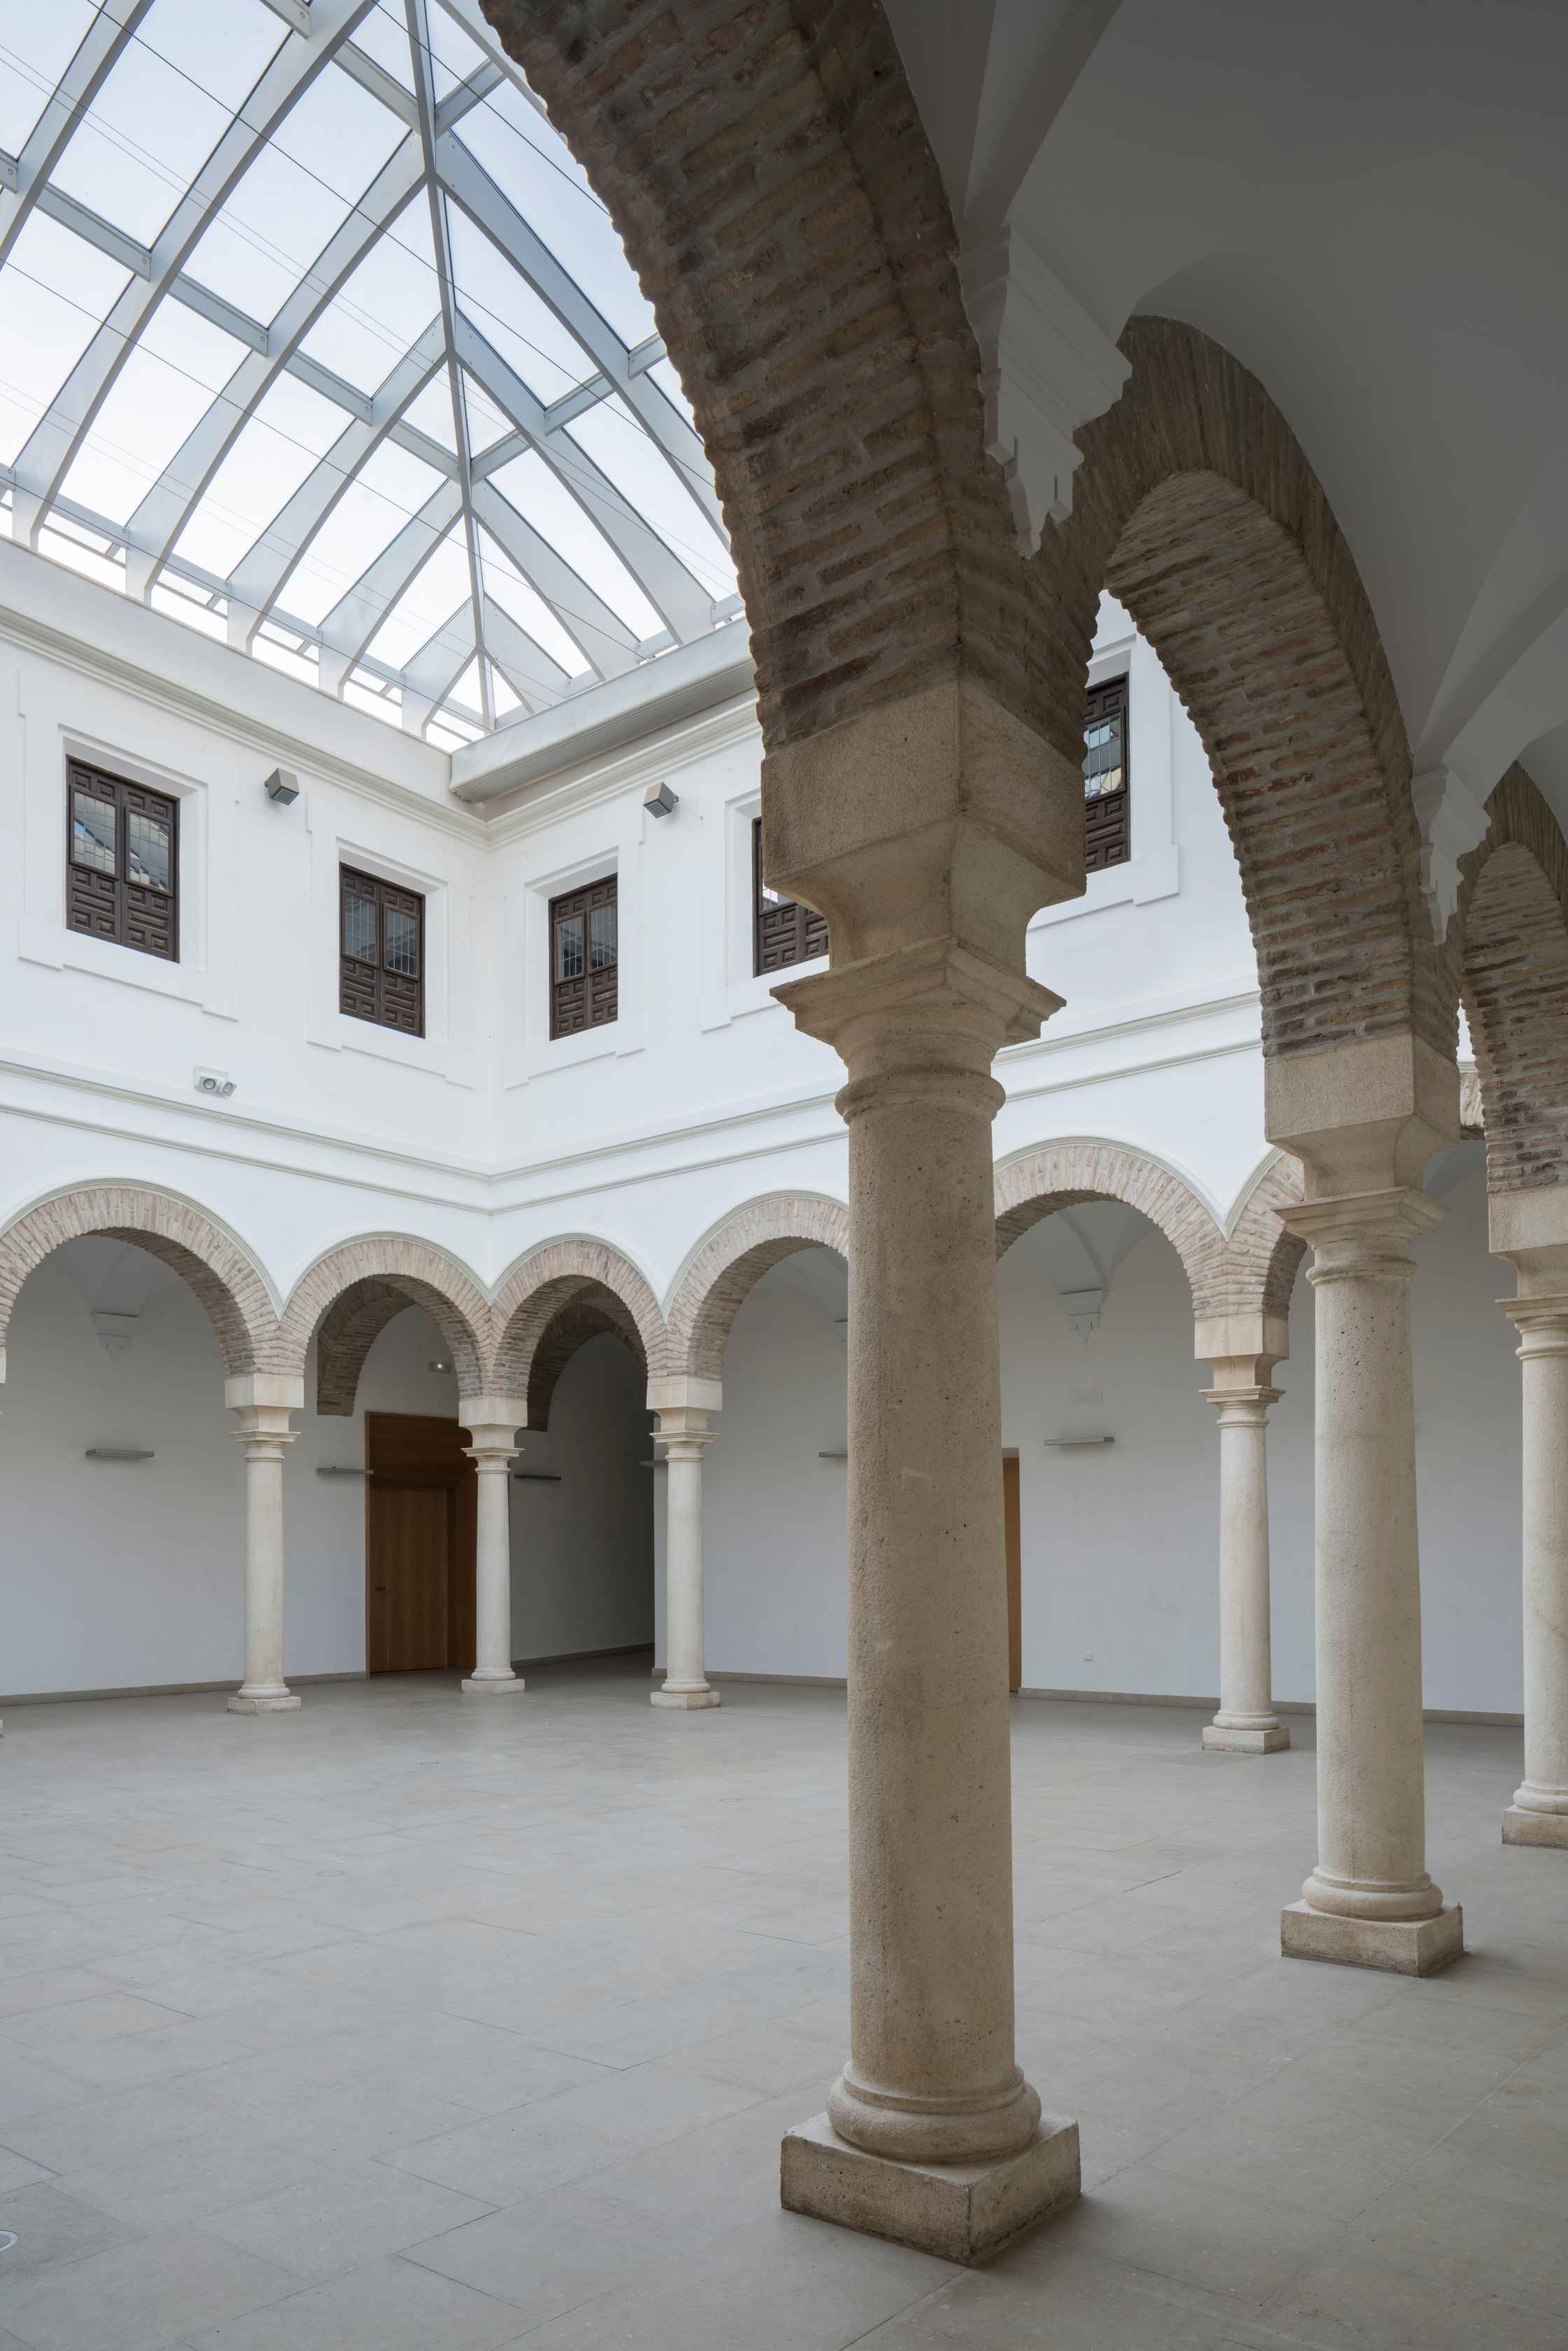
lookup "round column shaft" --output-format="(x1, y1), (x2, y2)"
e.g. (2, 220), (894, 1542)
(461, 1412), (525, 1696)
(1202, 1376), (1288, 1754)
(228, 1404), (300, 1714)
(1503, 1298), (1568, 1845)
(1280, 1188), (1461, 1972)
(653, 1410), (719, 1710)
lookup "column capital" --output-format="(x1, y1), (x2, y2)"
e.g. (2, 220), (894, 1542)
(776, 937), (1061, 1094)
(230, 1402), (295, 1455)
(1205, 1348), (1282, 1396)
(1503, 1293), (1568, 1351)
(1201, 1386), (1280, 1422)
(1283, 1185), (1443, 1280)
(654, 1404), (715, 1451)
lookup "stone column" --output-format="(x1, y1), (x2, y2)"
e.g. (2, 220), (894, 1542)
(777, 940), (1079, 2259)
(226, 1375), (303, 1714)
(1501, 1289), (1568, 1846)
(460, 1399), (526, 1697)
(1278, 1187), (1461, 1971)
(1201, 1358), (1289, 1754)
(651, 1402), (720, 1710)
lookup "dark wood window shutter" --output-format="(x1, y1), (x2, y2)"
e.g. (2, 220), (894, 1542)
(550, 874), (618, 1040)
(752, 818), (828, 975)
(66, 760), (178, 962)
(1084, 675), (1130, 872)
(339, 865), (424, 1035)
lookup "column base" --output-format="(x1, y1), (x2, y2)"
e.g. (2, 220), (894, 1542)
(461, 1675), (526, 1696)
(780, 2112), (1079, 2265)
(227, 1689), (301, 1715)
(1502, 1805), (1568, 1848)
(1203, 1719), (1289, 1754)
(1280, 1897), (1463, 1975)
(651, 1684), (720, 1710)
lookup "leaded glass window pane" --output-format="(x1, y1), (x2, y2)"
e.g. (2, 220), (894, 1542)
(556, 914), (585, 981)
(384, 905), (419, 977)
(126, 807), (172, 892)
(588, 901), (617, 970)
(71, 790), (115, 874)
(343, 891), (377, 964)
(1083, 713), (1125, 800)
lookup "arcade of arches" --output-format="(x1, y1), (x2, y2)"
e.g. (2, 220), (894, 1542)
(1, 1), (1567, 2336)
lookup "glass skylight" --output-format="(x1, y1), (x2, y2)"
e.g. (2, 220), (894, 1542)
(0, 0), (736, 744)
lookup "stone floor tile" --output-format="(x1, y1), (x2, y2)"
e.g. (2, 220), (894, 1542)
(48, 2129), (331, 2235)
(199, 2157), (491, 2282)
(0, 2183), (139, 2287)
(1051, 2166), (1339, 2305)
(0, 2222), (299, 2349)
(1263, 2243), (1568, 2349)
(853, 2242), (1318, 2349)
(182, 2252), (526, 2350)
(400, 2179), (699, 2317)
(1342, 2173), (1568, 2317)
(0, 1977), (118, 2023)
(377, 2096), (629, 2205)
(0, 1997), (191, 2058)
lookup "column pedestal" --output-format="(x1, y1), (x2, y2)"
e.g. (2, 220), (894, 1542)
(652, 1404), (719, 1710)
(226, 1380), (301, 1715)
(1501, 1293), (1568, 1848)
(1278, 1190), (1461, 1974)
(1200, 1363), (1289, 1754)
(461, 1404), (526, 1696)
(776, 939), (1079, 2259)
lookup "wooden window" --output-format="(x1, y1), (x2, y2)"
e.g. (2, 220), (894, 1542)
(339, 865), (424, 1035)
(549, 873), (617, 1039)
(1083, 675), (1130, 872)
(752, 818), (828, 975)
(66, 758), (178, 961)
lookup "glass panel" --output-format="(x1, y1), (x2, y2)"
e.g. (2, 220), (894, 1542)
(71, 788), (115, 873)
(566, 395), (734, 601)
(298, 200), (440, 393)
(1083, 709), (1125, 800)
(588, 900), (617, 970)
(0, 216), (132, 467)
(489, 452), (662, 640)
(59, 303), (248, 527)
(447, 210), (596, 404)
(276, 440), (444, 627)
(172, 373), (351, 580)
(342, 886), (377, 963)
(554, 912), (584, 982)
(384, 904), (418, 977)
(126, 804), (172, 891)
(0, 4), (98, 155)
(365, 527), (475, 671)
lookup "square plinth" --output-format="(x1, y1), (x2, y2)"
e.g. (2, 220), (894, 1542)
(1280, 1899), (1464, 1976)
(1203, 1723), (1290, 1754)
(461, 1677), (526, 1696)
(650, 1687), (721, 1710)
(226, 1691), (301, 1714)
(780, 2112), (1079, 2265)
(1503, 1806), (1568, 1848)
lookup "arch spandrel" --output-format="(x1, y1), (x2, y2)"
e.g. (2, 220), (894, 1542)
(664, 1194), (851, 1385)
(0, 1184), (280, 1381)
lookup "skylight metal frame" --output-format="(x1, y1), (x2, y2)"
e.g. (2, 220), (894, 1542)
(0, 0), (737, 744)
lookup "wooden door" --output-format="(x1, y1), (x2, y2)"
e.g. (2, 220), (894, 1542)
(365, 1414), (477, 1673)
(370, 1484), (449, 1670)
(1002, 1454), (1022, 1694)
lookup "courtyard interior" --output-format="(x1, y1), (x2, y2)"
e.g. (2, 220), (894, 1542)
(0, 1665), (1561, 2350)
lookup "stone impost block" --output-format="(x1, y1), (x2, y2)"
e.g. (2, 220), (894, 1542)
(1280, 1899), (1463, 1975)
(1502, 1806), (1568, 1848)
(224, 1373), (305, 1415)
(780, 2112), (1079, 2266)
(1203, 1723), (1290, 1754)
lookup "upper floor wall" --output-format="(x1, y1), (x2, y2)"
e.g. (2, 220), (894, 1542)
(0, 545), (1262, 1194)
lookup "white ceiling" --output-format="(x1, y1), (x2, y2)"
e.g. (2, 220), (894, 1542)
(885, 0), (1568, 833)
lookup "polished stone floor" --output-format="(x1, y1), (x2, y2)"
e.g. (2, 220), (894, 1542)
(0, 1663), (1563, 2349)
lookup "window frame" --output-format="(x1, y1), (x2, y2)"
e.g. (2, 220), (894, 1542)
(751, 817), (829, 977)
(338, 863), (426, 1038)
(1083, 673), (1130, 874)
(548, 872), (619, 1042)
(64, 757), (180, 963)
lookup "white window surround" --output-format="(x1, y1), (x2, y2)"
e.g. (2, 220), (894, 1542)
(699, 777), (826, 1031)
(1032, 620), (1181, 930)
(16, 703), (238, 1021)
(303, 798), (473, 1089)
(503, 816), (644, 1087)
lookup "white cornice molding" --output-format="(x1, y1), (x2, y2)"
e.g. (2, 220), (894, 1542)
(957, 221), (1131, 555)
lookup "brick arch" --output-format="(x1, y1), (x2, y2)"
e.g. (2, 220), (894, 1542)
(1040, 316), (1449, 1066)
(491, 1238), (667, 1431)
(279, 1237), (489, 1405)
(1217, 1153), (1308, 1326)
(994, 1140), (1226, 1319)
(0, 1183), (279, 1380)
(665, 1193), (851, 1383)
(482, 2), (1041, 755)
(1453, 765), (1568, 1194)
